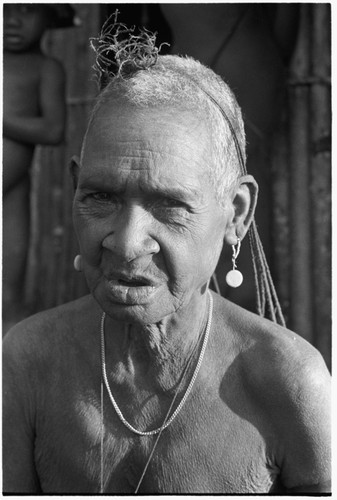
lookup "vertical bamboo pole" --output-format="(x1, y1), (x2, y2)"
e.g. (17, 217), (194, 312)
(24, 147), (42, 313)
(48, 5), (100, 307)
(309, 4), (331, 370)
(39, 146), (67, 309)
(288, 5), (313, 342)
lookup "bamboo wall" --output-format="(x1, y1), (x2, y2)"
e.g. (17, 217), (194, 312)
(23, 4), (331, 369)
(272, 4), (331, 369)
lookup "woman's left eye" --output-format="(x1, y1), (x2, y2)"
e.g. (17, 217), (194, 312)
(161, 198), (186, 209)
(151, 199), (190, 223)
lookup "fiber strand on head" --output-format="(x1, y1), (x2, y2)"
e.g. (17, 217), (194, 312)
(90, 10), (168, 89)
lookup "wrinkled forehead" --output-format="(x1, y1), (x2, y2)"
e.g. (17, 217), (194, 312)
(81, 100), (212, 168)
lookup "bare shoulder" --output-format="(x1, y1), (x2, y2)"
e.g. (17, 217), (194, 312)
(3, 295), (99, 365)
(212, 292), (330, 393)
(212, 292), (331, 491)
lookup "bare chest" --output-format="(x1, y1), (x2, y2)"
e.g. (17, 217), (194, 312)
(34, 376), (280, 494)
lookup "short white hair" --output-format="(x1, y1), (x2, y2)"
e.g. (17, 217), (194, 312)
(87, 55), (246, 209)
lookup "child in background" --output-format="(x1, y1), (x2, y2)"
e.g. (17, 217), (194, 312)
(3, 4), (77, 333)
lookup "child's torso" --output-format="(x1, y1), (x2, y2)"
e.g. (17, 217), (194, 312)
(3, 51), (44, 116)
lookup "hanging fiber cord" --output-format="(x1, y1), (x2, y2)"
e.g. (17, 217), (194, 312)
(196, 85), (286, 327)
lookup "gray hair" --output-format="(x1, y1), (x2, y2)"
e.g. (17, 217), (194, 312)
(86, 55), (246, 209)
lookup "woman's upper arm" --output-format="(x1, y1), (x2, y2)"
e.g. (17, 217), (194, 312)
(278, 350), (331, 492)
(248, 327), (331, 494)
(3, 333), (41, 493)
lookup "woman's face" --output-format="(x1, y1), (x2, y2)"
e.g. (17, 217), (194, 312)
(73, 102), (233, 324)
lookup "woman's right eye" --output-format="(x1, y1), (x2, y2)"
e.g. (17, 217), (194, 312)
(89, 192), (115, 202)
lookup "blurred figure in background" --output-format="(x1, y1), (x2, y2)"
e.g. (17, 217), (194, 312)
(2, 4), (77, 333)
(161, 4), (299, 311)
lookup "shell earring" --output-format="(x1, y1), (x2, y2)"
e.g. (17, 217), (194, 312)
(73, 254), (83, 272)
(226, 238), (243, 288)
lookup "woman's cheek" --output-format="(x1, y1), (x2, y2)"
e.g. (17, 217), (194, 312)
(77, 220), (105, 265)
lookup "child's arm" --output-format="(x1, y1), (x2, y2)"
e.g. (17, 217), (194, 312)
(3, 57), (66, 146)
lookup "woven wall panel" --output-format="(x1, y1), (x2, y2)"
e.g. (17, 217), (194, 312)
(272, 4), (331, 369)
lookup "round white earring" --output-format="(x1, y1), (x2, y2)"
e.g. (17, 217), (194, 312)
(226, 238), (243, 288)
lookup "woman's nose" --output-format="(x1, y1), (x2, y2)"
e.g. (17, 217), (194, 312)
(102, 205), (160, 262)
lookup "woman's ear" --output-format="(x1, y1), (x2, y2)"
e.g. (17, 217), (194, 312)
(69, 155), (80, 191)
(224, 175), (258, 245)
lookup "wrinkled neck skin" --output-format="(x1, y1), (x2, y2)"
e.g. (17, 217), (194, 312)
(104, 290), (209, 392)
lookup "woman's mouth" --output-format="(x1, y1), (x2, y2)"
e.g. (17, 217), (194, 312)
(117, 278), (149, 287)
(105, 276), (157, 305)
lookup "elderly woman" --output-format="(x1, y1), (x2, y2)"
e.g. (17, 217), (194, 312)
(3, 22), (330, 494)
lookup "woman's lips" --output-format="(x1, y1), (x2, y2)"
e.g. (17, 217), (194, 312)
(117, 278), (148, 287)
(105, 278), (157, 304)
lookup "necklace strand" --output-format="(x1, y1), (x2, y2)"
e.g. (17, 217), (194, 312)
(133, 293), (212, 493)
(100, 290), (213, 437)
(100, 380), (104, 494)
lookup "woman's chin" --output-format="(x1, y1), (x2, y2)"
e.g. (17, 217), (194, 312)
(93, 286), (174, 325)
(102, 303), (173, 325)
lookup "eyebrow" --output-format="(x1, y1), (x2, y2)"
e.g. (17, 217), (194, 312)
(145, 186), (201, 201)
(80, 174), (201, 202)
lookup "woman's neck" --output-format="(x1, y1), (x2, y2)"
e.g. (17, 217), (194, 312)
(103, 291), (210, 392)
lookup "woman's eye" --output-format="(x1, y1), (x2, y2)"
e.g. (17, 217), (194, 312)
(152, 199), (190, 223)
(161, 198), (186, 209)
(90, 192), (114, 202)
